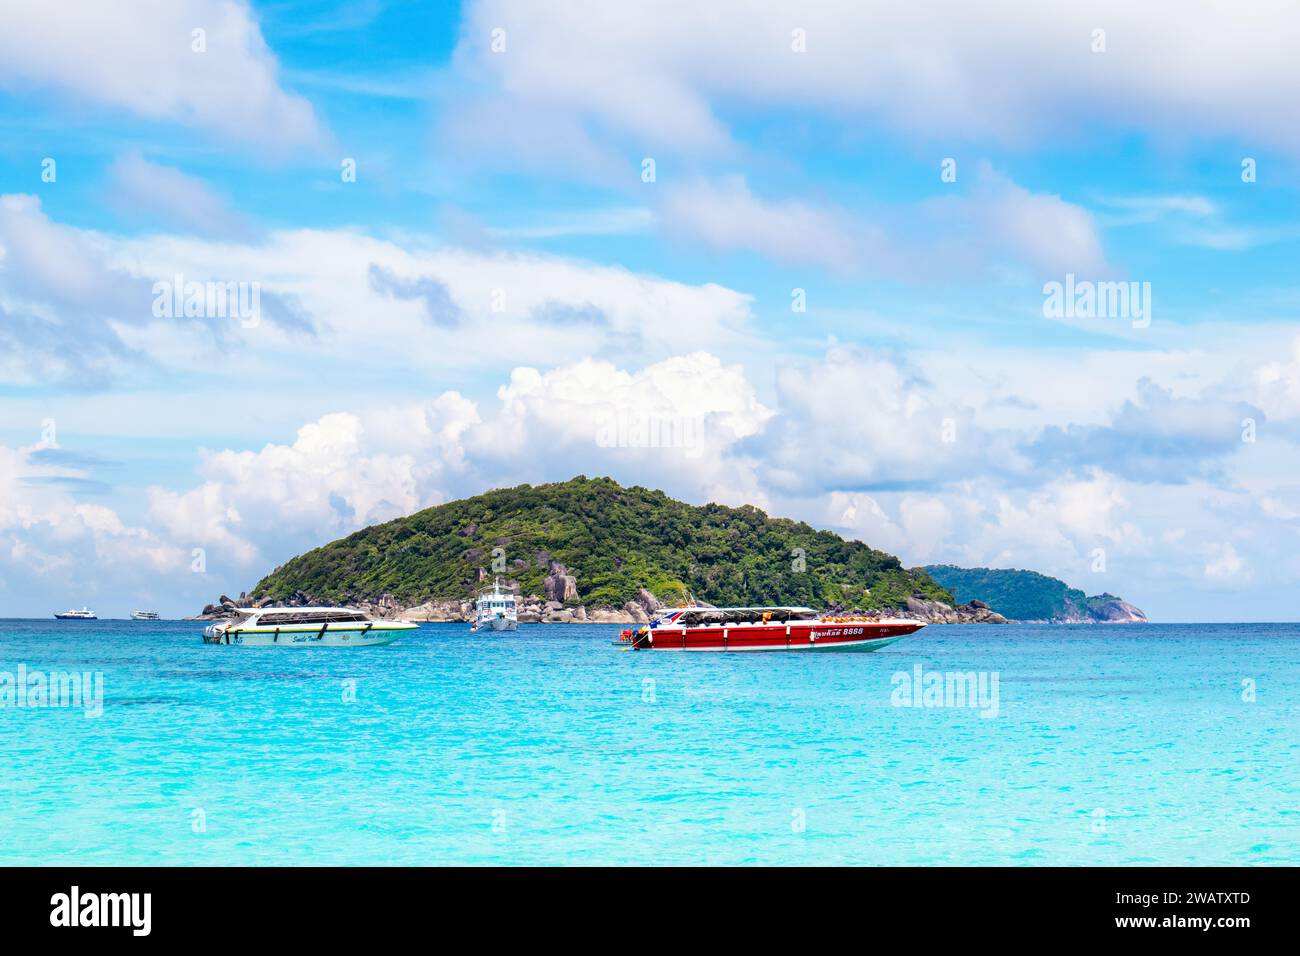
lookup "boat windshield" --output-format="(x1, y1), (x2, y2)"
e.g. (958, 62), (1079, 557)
(256, 610), (370, 625)
(674, 608), (817, 626)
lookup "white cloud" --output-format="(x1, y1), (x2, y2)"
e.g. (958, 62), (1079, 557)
(147, 411), (457, 568)
(658, 177), (887, 274)
(1, 196), (757, 388)
(1204, 541), (1248, 584)
(1098, 194), (1218, 225)
(0, 0), (322, 151)
(828, 470), (1148, 586)
(7, 341), (1299, 620)
(115, 225), (755, 369)
(470, 352), (774, 507)
(759, 344), (1030, 493)
(1256, 336), (1300, 421)
(1028, 378), (1263, 483)
(967, 171), (1108, 277)
(0, 195), (1293, 621)
(454, 1), (1300, 156)
(108, 153), (252, 237)
(0, 195), (152, 385)
(657, 169), (1108, 279)
(142, 352), (773, 576)
(0, 442), (183, 605)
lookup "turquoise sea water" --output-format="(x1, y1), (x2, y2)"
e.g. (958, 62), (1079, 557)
(0, 619), (1295, 866)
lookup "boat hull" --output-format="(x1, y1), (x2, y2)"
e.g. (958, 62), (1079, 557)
(54, 614), (97, 621)
(629, 620), (923, 652)
(479, 615), (518, 632)
(203, 623), (415, 646)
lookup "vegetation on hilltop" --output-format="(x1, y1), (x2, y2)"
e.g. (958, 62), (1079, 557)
(250, 476), (954, 610)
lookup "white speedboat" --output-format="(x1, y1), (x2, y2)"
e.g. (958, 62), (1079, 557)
(131, 610), (161, 621)
(54, 607), (97, 620)
(202, 607), (415, 646)
(472, 578), (518, 631)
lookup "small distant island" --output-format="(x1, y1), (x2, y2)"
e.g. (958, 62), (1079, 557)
(922, 565), (1147, 623)
(196, 477), (1143, 624)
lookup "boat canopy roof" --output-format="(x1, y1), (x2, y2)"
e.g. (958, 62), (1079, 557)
(231, 607), (373, 625)
(660, 606), (819, 625)
(235, 606), (365, 614)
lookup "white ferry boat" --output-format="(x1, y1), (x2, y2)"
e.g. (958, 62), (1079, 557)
(54, 607), (97, 620)
(202, 607), (416, 646)
(472, 578), (518, 631)
(131, 610), (161, 621)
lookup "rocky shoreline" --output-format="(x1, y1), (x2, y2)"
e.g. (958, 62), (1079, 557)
(193, 584), (1010, 625)
(193, 583), (1157, 626)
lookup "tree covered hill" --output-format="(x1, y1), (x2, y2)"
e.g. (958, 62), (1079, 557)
(922, 565), (1146, 622)
(248, 476), (954, 611)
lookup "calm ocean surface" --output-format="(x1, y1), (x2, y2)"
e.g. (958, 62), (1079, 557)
(0, 619), (1295, 866)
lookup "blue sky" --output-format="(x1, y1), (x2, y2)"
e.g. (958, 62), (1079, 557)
(2, 1), (1300, 620)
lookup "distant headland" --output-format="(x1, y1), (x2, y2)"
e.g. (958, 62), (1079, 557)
(922, 565), (1147, 623)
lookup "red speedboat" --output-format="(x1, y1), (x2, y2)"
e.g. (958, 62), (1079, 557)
(617, 606), (924, 652)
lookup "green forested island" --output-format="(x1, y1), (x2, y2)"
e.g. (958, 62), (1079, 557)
(922, 565), (1147, 623)
(244, 476), (954, 613)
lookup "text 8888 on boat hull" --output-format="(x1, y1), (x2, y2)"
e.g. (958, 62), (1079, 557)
(618, 606), (924, 652)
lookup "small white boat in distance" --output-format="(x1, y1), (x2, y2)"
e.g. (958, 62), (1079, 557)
(54, 607), (97, 620)
(202, 607), (416, 646)
(472, 578), (518, 631)
(131, 610), (161, 621)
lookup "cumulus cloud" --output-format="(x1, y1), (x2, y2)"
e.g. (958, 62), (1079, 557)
(469, 352), (774, 506)
(0, 442), (183, 604)
(138, 352), (772, 576)
(828, 470), (1147, 588)
(0, 0), (322, 151)
(1028, 378), (1263, 483)
(758, 345), (1030, 494)
(147, 412), (458, 568)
